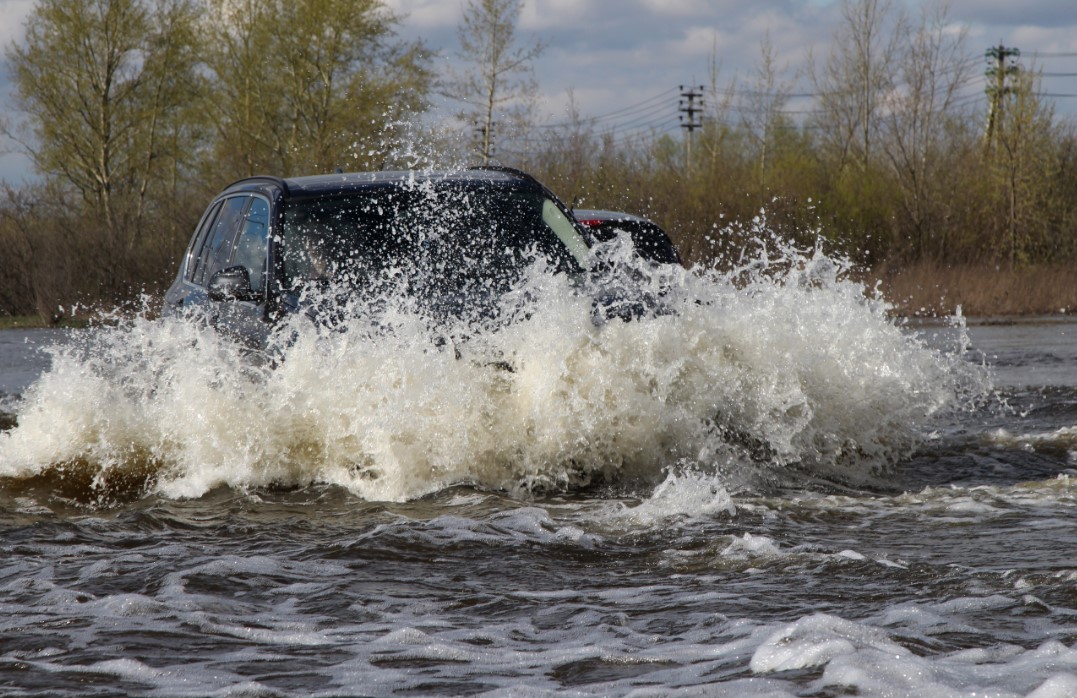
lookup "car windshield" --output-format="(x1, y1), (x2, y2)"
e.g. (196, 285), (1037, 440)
(280, 185), (590, 300)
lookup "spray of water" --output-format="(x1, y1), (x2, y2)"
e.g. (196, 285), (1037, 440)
(0, 216), (989, 505)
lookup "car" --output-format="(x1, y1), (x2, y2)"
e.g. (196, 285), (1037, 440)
(572, 209), (682, 266)
(163, 166), (600, 347)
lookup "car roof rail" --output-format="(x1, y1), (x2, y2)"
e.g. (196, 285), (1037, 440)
(223, 175), (291, 195)
(466, 164), (539, 185)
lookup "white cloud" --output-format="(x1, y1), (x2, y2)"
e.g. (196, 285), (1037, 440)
(0, 1), (35, 183)
(522, 0), (593, 29)
(949, 0), (1077, 28)
(5, 0), (1077, 184)
(0, 0), (33, 49)
(639, 0), (713, 18)
(382, 0), (461, 29)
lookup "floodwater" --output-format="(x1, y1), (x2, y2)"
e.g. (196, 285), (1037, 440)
(0, 251), (1075, 696)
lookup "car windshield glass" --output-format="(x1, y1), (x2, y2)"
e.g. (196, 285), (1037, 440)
(280, 185), (590, 295)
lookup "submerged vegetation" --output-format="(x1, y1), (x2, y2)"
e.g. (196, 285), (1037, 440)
(1, 0), (1075, 320)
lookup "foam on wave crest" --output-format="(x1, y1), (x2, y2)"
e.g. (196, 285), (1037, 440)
(0, 236), (988, 502)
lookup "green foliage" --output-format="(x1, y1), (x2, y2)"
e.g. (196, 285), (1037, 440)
(201, 0), (431, 181)
(7, 0), (204, 239)
(4, 0), (1077, 320)
(2, 0), (429, 319)
(981, 68), (1061, 268)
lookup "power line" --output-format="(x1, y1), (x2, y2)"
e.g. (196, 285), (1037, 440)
(1026, 51), (1077, 58)
(535, 88), (677, 130)
(583, 88), (677, 122)
(525, 43), (1077, 150)
(609, 107), (679, 132)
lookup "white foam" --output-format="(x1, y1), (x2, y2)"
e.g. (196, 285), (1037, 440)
(750, 613), (907, 673)
(752, 613), (1077, 697)
(1028, 673), (1077, 698)
(609, 468), (736, 525)
(721, 533), (783, 560)
(0, 241), (987, 502)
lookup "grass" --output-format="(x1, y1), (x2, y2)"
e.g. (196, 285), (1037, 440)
(869, 262), (1077, 318)
(0, 315), (51, 330)
(0, 315), (90, 330)
(2, 263), (1075, 328)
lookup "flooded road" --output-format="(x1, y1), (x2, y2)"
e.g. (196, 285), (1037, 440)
(0, 265), (1074, 696)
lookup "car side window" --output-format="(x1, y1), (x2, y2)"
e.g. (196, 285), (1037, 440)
(541, 199), (589, 267)
(230, 197), (270, 297)
(194, 196), (250, 286)
(185, 200), (224, 283)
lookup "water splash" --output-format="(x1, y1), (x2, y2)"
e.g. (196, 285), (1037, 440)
(0, 233), (989, 504)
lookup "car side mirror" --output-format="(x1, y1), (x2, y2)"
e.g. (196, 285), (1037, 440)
(208, 265), (259, 302)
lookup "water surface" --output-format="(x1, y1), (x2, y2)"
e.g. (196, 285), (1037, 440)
(1, 256), (1074, 697)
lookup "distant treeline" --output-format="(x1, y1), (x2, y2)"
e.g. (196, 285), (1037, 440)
(517, 3), (1077, 278)
(2, 0), (1076, 320)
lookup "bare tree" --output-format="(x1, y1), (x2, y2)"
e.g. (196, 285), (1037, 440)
(697, 35), (738, 182)
(446, 0), (544, 164)
(879, 1), (970, 260)
(742, 33), (793, 202)
(6, 0), (203, 245)
(810, 0), (906, 173)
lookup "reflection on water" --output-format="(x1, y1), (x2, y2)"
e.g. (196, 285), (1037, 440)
(918, 316), (1077, 388)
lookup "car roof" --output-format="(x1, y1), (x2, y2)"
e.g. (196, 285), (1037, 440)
(220, 166), (543, 200)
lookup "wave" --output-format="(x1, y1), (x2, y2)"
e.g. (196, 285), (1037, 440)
(0, 237), (988, 503)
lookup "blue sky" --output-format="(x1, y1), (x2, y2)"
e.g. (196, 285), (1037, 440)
(3, 0), (1077, 182)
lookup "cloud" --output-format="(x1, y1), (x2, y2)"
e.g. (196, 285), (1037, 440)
(382, 0), (460, 28)
(4, 0), (1077, 184)
(0, 1), (35, 182)
(949, 0), (1077, 28)
(521, 0), (591, 28)
(639, 0), (717, 17)
(0, 0), (33, 49)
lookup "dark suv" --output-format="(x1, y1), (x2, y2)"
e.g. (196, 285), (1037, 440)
(163, 167), (597, 346)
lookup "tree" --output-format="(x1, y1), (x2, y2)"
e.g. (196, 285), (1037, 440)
(810, 0), (905, 173)
(202, 0), (432, 180)
(807, 0), (907, 262)
(741, 33), (793, 205)
(5, 0), (204, 246)
(446, 0), (544, 164)
(878, 1), (971, 261)
(987, 66), (1059, 268)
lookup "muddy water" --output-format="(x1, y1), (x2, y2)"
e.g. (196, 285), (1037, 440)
(0, 260), (1074, 696)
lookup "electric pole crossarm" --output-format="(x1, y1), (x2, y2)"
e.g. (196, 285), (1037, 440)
(677, 84), (705, 172)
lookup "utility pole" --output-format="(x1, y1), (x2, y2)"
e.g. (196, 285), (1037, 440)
(678, 85), (704, 172)
(984, 44), (1020, 149)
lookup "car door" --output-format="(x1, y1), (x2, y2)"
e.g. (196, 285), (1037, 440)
(163, 198), (226, 315)
(164, 194), (271, 347)
(213, 195), (272, 348)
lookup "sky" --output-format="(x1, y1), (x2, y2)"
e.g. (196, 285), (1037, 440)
(3, 0), (1077, 182)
